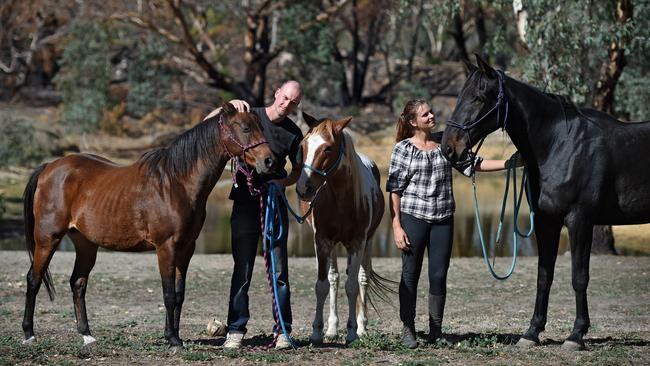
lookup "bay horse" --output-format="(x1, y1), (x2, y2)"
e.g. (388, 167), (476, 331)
(296, 114), (393, 344)
(21, 103), (274, 347)
(442, 55), (650, 350)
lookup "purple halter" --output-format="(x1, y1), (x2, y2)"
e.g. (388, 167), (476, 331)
(218, 113), (268, 196)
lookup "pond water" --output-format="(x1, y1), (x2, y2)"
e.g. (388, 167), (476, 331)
(1, 171), (571, 258)
(191, 171), (553, 258)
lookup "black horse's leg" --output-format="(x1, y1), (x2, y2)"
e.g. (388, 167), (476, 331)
(518, 213), (562, 347)
(563, 214), (593, 350)
(68, 231), (98, 345)
(156, 245), (182, 347)
(172, 241), (195, 340)
(22, 235), (61, 343)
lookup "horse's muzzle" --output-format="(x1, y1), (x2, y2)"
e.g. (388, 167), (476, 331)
(256, 156), (275, 174)
(296, 178), (317, 202)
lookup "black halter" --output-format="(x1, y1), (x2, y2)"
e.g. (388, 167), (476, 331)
(446, 70), (510, 176)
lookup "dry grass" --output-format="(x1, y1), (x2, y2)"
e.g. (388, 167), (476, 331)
(0, 252), (648, 365)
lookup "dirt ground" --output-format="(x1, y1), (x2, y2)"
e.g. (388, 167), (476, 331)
(0, 251), (648, 365)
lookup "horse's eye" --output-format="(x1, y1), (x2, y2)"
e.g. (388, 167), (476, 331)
(324, 146), (332, 153)
(241, 124), (251, 133)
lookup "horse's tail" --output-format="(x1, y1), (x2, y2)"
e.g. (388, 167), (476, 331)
(363, 248), (398, 314)
(23, 163), (56, 301)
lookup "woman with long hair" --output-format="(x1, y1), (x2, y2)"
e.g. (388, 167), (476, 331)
(387, 99), (520, 348)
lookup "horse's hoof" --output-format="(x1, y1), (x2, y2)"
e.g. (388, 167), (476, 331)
(22, 336), (37, 345)
(82, 335), (97, 346)
(309, 331), (323, 346)
(345, 335), (359, 345)
(561, 340), (585, 351)
(168, 337), (184, 348)
(516, 337), (539, 348)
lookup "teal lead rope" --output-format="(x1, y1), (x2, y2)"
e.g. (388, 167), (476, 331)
(473, 155), (534, 280)
(262, 183), (298, 349)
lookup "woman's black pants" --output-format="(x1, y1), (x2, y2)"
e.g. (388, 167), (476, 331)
(398, 213), (453, 326)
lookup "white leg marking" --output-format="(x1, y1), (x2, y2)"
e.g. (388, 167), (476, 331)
(83, 335), (97, 346)
(326, 254), (339, 338)
(357, 258), (368, 338)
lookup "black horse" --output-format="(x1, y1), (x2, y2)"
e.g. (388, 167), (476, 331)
(442, 55), (650, 350)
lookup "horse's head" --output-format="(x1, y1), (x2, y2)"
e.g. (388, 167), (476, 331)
(296, 113), (352, 201)
(219, 102), (275, 174)
(442, 54), (507, 165)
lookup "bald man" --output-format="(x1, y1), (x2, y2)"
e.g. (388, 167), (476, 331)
(207, 81), (303, 350)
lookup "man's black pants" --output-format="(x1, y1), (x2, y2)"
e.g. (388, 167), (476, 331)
(227, 196), (292, 334)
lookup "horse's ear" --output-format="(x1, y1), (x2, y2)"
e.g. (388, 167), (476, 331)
(221, 102), (237, 118)
(334, 116), (352, 134)
(302, 112), (320, 129)
(462, 58), (478, 75)
(475, 53), (496, 79)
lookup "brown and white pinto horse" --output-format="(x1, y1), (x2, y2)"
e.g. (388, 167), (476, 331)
(297, 114), (393, 344)
(21, 103), (274, 347)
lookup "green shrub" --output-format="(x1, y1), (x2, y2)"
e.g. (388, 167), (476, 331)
(56, 23), (112, 133)
(0, 116), (48, 167)
(392, 81), (432, 113)
(126, 38), (174, 118)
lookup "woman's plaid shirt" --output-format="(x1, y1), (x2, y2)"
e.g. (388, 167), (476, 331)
(386, 138), (480, 223)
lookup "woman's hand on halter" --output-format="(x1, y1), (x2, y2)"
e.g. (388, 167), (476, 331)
(507, 151), (525, 168)
(393, 225), (412, 252)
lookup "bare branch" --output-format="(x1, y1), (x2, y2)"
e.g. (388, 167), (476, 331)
(298, 0), (350, 32)
(110, 12), (183, 44)
(188, 9), (217, 56)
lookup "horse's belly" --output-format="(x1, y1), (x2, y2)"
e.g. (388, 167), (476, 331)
(72, 221), (150, 249)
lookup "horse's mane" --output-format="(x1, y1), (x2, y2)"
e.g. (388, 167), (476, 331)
(138, 114), (224, 178)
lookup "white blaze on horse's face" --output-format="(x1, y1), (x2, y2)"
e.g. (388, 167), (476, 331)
(304, 134), (326, 179)
(297, 133), (327, 200)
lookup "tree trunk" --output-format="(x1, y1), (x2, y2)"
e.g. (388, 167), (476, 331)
(450, 11), (469, 62)
(405, 0), (424, 81)
(590, 0), (633, 255)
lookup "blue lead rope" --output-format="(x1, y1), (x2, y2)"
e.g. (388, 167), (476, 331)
(473, 157), (534, 280)
(263, 183), (297, 349)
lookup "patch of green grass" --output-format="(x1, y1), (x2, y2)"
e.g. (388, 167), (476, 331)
(241, 351), (290, 363)
(116, 319), (138, 329)
(399, 358), (440, 366)
(579, 345), (637, 365)
(0, 335), (109, 364)
(349, 332), (402, 351)
(341, 350), (374, 366)
(104, 330), (167, 355)
(452, 333), (504, 356)
(222, 348), (240, 358)
(182, 349), (213, 361)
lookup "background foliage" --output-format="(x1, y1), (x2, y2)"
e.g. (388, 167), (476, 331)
(1, 0), (648, 130)
(0, 116), (48, 167)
